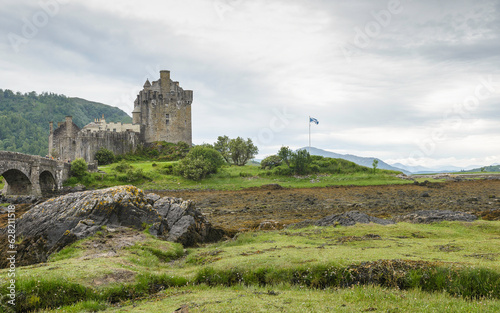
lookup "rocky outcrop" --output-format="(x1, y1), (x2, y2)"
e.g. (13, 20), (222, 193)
(395, 210), (477, 223)
(288, 211), (395, 229)
(6, 186), (224, 266)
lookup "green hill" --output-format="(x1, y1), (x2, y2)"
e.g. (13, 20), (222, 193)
(0, 89), (132, 156)
(465, 165), (500, 173)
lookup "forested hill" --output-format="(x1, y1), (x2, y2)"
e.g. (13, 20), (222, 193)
(0, 89), (132, 156)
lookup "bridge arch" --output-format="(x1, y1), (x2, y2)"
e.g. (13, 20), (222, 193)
(1, 169), (32, 195)
(39, 170), (57, 196)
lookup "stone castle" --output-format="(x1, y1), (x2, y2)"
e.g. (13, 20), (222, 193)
(49, 70), (193, 163)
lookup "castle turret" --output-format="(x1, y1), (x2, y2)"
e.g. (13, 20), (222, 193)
(132, 105), (141, 125)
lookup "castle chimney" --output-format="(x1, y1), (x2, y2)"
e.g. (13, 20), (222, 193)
(48, 122), (54, 157)
(160, 70), (171, 97)
(65, 116), (73, 136)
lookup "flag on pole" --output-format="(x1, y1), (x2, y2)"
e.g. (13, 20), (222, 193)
(310, 117), (319, 125)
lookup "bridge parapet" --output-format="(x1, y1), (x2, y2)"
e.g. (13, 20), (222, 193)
(0, 151), (71, 196)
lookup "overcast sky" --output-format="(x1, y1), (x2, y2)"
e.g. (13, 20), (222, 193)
(2, 0), (500, 168)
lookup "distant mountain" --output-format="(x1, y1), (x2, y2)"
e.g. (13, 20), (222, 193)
(299, 147), (409, 174)
(391, 163), (482, 174)
(0, 89), (132, 156)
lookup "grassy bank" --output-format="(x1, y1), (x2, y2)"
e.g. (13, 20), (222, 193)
(69, 161), (410, 191)
(2, 220), (500, 312)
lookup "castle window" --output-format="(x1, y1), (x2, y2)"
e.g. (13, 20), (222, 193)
(166, 114), (170, 125)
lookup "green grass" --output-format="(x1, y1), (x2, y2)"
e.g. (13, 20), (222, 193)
(2, 221), (500, 312)
(71, 161), (411, 191)
(42, 285), (500, 313)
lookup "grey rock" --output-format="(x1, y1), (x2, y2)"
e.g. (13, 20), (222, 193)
(315, 211), (395, 227)
(395, 210), (477, 223)
(288, 211), (395, 229)
(145, 193), (161, 204)
(12, 185), (225, 266)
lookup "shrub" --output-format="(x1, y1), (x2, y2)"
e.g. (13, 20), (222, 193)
(174, 146), (225, 181)
(114, 161), (133, 173)
(156, 163), (174, 175)
(117, 168), (152, 183)
(94, 147), (115, 165)
(70, 158), (88, 178)
(175, 157), (211, 181)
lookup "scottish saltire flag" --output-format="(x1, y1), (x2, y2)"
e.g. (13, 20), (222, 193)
(310, 117), (319, 125)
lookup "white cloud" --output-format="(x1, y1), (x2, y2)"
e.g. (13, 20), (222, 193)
(1, 0), (500, 168)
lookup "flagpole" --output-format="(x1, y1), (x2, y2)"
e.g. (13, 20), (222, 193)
(308, 116), (311, 153)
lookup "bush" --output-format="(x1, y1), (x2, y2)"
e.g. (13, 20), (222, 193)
(114, 161), (133, 173)
(156, 163), (174, 175)
(174, 146), (225, 181)
(117, 168), (152, 183)
(175, 157), (211, 181)
(70, 158), (88, 178)
(94, 148), (115, 165)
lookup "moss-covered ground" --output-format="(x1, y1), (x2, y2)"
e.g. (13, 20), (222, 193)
(2, 220), (500, 312)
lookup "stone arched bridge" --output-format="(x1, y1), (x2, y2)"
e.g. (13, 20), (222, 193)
(0, 151), (71, 196)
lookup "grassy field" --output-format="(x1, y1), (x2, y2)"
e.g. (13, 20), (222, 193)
(76, 161), (411, 191)
(2, 220), (500, 312)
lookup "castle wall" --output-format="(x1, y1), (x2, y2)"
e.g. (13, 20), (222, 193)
(75, 130), (141, 163)
(50, 118), (81, 161)
(83, 121), (140, 133)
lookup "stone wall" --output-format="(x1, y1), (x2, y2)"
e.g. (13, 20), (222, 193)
(74, 130), (141, 163)
(50, 117), (81, 161)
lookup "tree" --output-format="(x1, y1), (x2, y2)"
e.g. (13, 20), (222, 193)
(71, 158), (88, 178)
(213, 135), (231, 163)
(278, 146), (293, 167)
(94, 147), (115, 165)
(291, 149), (311, 175)
(372, 159), (379, 173)
(228, 137), (258, 166)
(260, 155), (282, 170)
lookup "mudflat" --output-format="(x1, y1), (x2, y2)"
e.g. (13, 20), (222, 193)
(159, 179), (500, 233)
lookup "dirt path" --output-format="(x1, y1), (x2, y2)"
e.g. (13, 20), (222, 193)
(156, 179), (500, 232)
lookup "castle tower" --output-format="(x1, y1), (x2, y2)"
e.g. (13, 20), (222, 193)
(133, 70), (193, 145)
